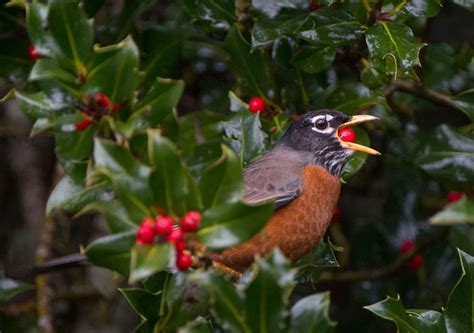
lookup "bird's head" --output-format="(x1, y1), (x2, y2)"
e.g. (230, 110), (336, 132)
(278, 109), (380, 175)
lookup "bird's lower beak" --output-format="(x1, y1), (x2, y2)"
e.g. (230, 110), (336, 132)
(337, 115), (381, 155)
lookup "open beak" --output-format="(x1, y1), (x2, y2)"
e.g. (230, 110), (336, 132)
(337, 115), (381, 155)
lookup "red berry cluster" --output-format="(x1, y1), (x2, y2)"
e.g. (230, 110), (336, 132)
(27, 44), (43, 60)
(400, 240), (424, 272)
(338, 128), (356, 143)
(135, 211), (202, 271)
(74, 92), (121, 131)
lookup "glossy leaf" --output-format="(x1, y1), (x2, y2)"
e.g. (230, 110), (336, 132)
(120, 288), (162, 320)
(443, 249), (474, 332)
(365, 23), (425, 77)
(80, 199), (138, 233)
(15, 90), (73, 119)
(223, 92), (267, 166)
(199, 145), (243, 209)
(85, 37), (139, 102)
(55, 128), (94, 163)
(430, 197), (474, 225)
(0, 278), (32, 304)
(197, 201), (273, 250)
(382, 0), (442, 18)
(451, 0), (473, 11)
(452, 89), (474, 121)
(192, 271), (251, 333)
(129, 243), (173, 283)
(252, 10), (308, 48)
(290, 45), (336, 74)
(48, 0), (93, 68)
(341, 128), (371, 182)
(147, 130), (201, 216)
(94, 138), (153, 208)
(297, 9), (363, 46)
(178, 317), (213, 333)
(224, 26), (271, 98)
(244, 251), (295, 333)
(30, 113), (83, 136)
(26, 2), (59, 58)
(183, 0), (235, 29)
(29, 58), (76, 85)
(85, 230), (136, 275)
(288, 292), (337, 333)
(411, 125), (474, 186)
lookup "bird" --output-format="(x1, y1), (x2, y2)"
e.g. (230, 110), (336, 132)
(214, 109), (380, 272)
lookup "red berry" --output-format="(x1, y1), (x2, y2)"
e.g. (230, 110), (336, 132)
(181, 216), (199, 233)
(74, 116), (92, 131)
(338, 128), (356, 143)
(27, 44), (43, 60)
(112, 103), (120, 112)
(136, 225), (155, 245)
(447, 191), (463, 203)
(95, 92), (110, 109)
(175, 241), (186, 253)
(408, 254), (424, 271)
(400, 240), (415, 253)
(309, 1), (321, 11)
(176, 253), (192, 271)
(332, 207), (341, 224)
(248, 97), (266, 113)
(155, 216), (174, 236)
(186, 211), (202, 223)
(167, 228), (184, 243)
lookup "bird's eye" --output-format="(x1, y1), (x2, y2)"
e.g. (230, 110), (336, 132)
(314, 118), (328, 130)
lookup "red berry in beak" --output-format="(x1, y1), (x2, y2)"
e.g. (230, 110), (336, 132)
(338, 127), (356, 143)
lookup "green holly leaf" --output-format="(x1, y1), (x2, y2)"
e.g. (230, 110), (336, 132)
(382, 0), (442, 18)
(411, 125), (474, 186)
(430, 197), (474, 225)
(15, 90), (74, 119)
(252, 10), (308, 48)
(452, 89), (474, 121)
(129, 243), (173, 283)
(85, 230), (136, 275)
(244, 250), (295, 333)
(79, 199), (139, 233)
(341, 128), (372, 183)
(0, 278), (32, 305)
(55, 128), (94, 163)
(183, 0), (235, 29)
(120, 288), (162, 320)
(48, 0), (93, 70)
(296, 9), (363, 46)
(288, 292), (337, 333)
(222, 92), (267, 167)
(199, 145), (244, 209)
(26, 2), (60, 58)
(147, 130), (201, 217)
(290, 45), (336, 74)
(365, 23), (426, 78)
(84, 36), (139, 103)
(94, 138), (153, 210)
(29, 58), (77, 85)
(197, 201), (273, 250)
(224, 26), (271, 98)
(443, 249), (474, 332)
(294, 239), (341, 282)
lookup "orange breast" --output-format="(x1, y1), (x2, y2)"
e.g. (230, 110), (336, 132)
(215, 165), (341, 272)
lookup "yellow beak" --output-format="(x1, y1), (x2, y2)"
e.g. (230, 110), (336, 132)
(337, 115), (381, 155)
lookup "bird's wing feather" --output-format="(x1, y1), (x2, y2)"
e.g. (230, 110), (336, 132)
(243, 150), (303, 208)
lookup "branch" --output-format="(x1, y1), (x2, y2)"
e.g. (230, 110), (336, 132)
(319, 226), (449, 283)
(235, 0), (251, 36)
(384, 79), (461, 112)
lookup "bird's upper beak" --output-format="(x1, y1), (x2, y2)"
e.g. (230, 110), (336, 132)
(337, 115), (381, 155)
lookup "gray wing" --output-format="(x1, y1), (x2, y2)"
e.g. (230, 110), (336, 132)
(243, 150), (303, 208)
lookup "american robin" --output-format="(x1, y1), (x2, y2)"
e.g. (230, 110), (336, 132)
(214, 110), (380, 272)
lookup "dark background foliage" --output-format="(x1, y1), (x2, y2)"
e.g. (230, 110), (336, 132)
(0, 0), (473, 332)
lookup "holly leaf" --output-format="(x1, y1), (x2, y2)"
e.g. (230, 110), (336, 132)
(430, 197), (474, 225)
(288, 292), (337, 333)
(0, 278), (32, 305)
(290, 45), (336, 74)
(48, 0), (93, 70)
(119, 288), (162, 320)
(199, 145), (244, 209)
(341, 128), (371, 183)
(183, 0), (235, 29)
(85, 230), (136, 275)
(296, 9), (363, 46)
(55, 128), (94, 163)
(15, 90), (74, 119)
(452, 89), (474, 121)
(197, 201), (273, 250)
(365, 23), (426, 78)
(129, 243), (173, 283)
(84, 37), (139, 103)
(222, 92), (267, 166)
(29, 58), (77, 85)
(79, 199), (139, 233)
(224, 26), (271, 98)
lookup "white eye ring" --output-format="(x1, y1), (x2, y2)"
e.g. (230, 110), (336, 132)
(311, 115), (334, 134)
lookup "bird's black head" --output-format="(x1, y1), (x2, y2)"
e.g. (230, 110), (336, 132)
(278, 109), (379, 176)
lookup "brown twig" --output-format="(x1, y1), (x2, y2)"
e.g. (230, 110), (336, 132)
(235, 0), (251, 36)
(383, 79), (462, 112)
(319, 226), (449, 283)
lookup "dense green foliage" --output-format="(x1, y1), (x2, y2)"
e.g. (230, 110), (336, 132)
(1, 0), (474, 332)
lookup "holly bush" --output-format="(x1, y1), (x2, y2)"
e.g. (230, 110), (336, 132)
(1, 0), (474, 332)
